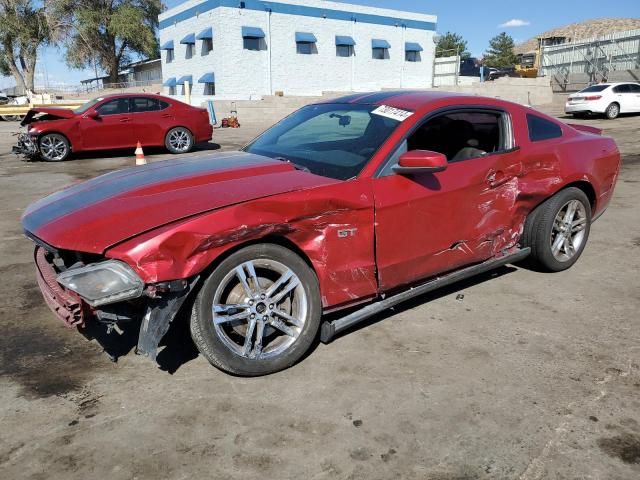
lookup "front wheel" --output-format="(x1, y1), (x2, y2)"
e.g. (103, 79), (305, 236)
(190, 244), (321, 376)
(165, 127), (193, 154)
(39, 133), (70, 162)
(521, 187), (592, 272)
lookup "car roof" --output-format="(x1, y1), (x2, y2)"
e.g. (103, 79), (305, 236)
(591, 82), (639, 87)
(321, 90), (516, 112)
(92, 92), (170, 100)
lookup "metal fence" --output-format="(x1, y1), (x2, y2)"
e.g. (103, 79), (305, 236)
(540, 28), (640, 89)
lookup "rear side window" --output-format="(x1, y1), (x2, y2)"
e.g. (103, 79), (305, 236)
(580, 85), (608, 93)
(131, 97), (160, 112)
(527, 114), (562, 142)
(612, 85), (630, 93)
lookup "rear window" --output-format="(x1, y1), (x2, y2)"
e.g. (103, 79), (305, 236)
(580, 85), (609, 93)
(527, 114), (562, 142)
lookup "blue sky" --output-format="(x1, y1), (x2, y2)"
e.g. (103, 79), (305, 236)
(1, 0), (639, 89)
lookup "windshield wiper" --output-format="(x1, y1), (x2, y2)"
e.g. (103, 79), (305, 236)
(273, 157), (310, 173)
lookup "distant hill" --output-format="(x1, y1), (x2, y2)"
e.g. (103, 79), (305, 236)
(514, 18), (640, 54)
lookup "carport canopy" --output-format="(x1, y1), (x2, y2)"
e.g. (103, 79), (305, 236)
(160, 40), (174, 50)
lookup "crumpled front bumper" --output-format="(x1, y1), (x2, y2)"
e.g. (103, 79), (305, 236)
(32, 245), (198, 362)
(12, 133), (39, 159)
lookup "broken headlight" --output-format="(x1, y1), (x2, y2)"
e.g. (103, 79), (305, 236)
(57, 260), (144, 307)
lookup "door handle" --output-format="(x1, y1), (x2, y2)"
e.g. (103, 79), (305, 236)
(486, 170), (505, 187)
(161, 114), (172, 118)
(119, 117), (131, 122)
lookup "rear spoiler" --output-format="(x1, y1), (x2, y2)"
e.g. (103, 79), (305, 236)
(568, 123), (602, 136)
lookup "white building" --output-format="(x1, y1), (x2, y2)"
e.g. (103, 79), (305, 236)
(159, 0), (437, 100)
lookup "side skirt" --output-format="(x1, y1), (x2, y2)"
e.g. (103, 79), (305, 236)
(320, 247), (530, 343)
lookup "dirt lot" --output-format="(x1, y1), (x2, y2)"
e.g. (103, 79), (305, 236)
(0, 103), (639, 480)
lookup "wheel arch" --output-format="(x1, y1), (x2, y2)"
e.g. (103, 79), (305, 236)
(165, 125), (194, 137)
(38, 131), (73, 151)
(189, 234), (319, 293)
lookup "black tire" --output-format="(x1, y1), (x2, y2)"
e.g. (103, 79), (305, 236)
(165, 126), (194, 154)
(190, 244), (321, 376)
(521, 187), (592, 272)
(39, 133), (70, 162)
(605, 102), (620, 120)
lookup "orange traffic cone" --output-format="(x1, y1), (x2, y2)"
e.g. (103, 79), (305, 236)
(135, 141), (146, 165)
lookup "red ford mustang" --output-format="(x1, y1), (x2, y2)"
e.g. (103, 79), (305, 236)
(22, 91), (620, 376)
(15, 93), (213, 161)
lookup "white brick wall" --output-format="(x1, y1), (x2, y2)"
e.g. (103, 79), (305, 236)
(159, 0), (437, 100)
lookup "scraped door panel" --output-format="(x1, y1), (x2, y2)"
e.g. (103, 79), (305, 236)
(373, 150), (523, 291)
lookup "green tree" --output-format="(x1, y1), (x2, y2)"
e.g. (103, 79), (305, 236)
(49, 0), (161, 83)
(436, 32), (470, 59)
(0, 0), (49, 92)
(483, 32), (518, 68)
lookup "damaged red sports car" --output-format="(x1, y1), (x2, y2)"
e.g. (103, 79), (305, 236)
(22, 91), (621, 376)
(14, 93), (213, 161)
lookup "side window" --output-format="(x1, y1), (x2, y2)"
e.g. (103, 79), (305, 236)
(158, 101), (170, 110)
(243, 38), (262, 51)
(372, 48), (389, 60)
(131, 97), (160, 113)
(612, 85), (630, 93)
(627, 84), (640, 93)
(405, 51), (421, 62)
(527, 114), (562, 142)
(96, 98), (129, 116)
(406, 111), (504, 162)
(336, 45), (353, 57)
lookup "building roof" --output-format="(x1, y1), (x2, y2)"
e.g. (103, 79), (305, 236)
(515, 18), (640, 54)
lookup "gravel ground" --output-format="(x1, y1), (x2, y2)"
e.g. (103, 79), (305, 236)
(0, 104), (639, 480)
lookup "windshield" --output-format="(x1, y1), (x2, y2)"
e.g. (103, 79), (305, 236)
(243, 103), (405, 180)
(73, 98), (103, 114)
(579, 85), (609, 93)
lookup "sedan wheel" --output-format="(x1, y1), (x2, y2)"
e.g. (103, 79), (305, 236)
(39, 133), (70, 162)
(165, 127), (193, 154)
(605, 103), (620, 119)
(191, 244), (321, 375)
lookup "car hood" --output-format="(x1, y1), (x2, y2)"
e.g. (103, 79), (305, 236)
(21, 107), (76, 126)
(22, 152), (338, 253)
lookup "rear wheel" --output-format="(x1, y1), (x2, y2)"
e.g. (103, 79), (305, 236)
(605, 102), (620, 119)
(521, 187), (591, 272)
(165, 127), (193, 154)
(39, 133), (70, 162)
(190, 244), (321, 376)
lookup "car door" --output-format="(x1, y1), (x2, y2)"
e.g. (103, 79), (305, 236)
(372, 108), (523, 291)
(80, 98), (135, 150)
(627, 84), (640, 111)
(130, 97), (173, 146)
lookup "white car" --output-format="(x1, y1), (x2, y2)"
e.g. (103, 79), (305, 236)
(565, 82), (640, 119)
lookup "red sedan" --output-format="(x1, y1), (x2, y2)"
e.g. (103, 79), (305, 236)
(22, 91), (620, 375)
(15, 93), (213, 161)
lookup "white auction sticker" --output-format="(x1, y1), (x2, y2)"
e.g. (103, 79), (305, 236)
(371, 105), (414, 122)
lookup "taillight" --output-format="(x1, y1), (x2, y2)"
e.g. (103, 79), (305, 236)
(584, 95), (602, 101)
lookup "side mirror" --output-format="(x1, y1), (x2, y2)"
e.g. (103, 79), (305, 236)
(393, 150), (448, 175)
(86, 110), (99, 119)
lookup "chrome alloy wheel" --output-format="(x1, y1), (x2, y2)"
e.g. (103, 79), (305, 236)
(40, 134), (68, 161)
(212, 259), (307, 359)
(550, 199), (588, 262)
(168, 128), (192, 152)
